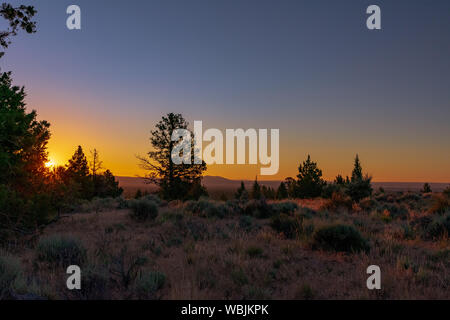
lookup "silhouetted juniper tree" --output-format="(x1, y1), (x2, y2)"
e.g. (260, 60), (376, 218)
(138, 113), (207, 200)
(345, 154), (372, 202)
(296, 155), (325, 198)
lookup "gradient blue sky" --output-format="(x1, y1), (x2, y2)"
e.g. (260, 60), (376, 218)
(1, 0), (449, 181)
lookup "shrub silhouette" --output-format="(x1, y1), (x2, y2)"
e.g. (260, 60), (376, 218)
(422, 212), (450, 240)
(36, 234), (86, 266)
(243, 199), (274, 218)
(270, 214), (302, 239)
(429, 194), (450, 214)
(129, 199), (158, 221)
(312, 224), (369, 253)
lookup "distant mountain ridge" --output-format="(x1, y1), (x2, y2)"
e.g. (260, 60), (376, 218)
(116, 176), (449, 192)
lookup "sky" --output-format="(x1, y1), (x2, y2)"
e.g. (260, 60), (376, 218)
(1, 0), (450, 182)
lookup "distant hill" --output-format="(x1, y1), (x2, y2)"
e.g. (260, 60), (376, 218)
(116, 176), (449, 197)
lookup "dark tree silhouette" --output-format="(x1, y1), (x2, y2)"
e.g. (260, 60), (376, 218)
(421, 182), (432, 193)
(251, 177), (262, 200)
(346, 154), (372, 202)
(0, 3), (36, 59)
(0, 71), (50, 195)
(138, 113), (207, 200)
(296, 155), (325, 198)
(276, 182), (288, 199)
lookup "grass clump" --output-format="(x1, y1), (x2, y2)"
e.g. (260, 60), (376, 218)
(312, 224), (369, 253)
(36, 234), (87, 266)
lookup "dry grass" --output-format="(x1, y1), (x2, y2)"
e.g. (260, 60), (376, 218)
(2, 195), (449, 300)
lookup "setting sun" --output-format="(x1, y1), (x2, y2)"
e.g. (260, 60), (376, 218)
(45, 160), (56, 168)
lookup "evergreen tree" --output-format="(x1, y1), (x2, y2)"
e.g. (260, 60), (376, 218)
(0, 4), (37, 59)
(334, 174), (346, 185)
(235, 181), (246, 199)
(284, 177), (298, 198)
(66, 146), (89, 180)
(97, 169), (123, 198)
(296, 155), (325, 198)
(251, 177), (262, 200)
(138, 113), (207, 200)
(346, 154), (372, 202)
(421, 182), (432, 193)
(235, 181), (248, 201)
(0, 72), (50, 195)
(66, 146), (92, 199)
(276, 182), (288, 199)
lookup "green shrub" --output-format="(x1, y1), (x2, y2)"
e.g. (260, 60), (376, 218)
(429, 194), (450, 214)
(135, 271), (166, 299)
(184, 199), (230, 218)
(243, 199), (274, 218)
(312, 224), (369, 253)
(0, 255), (24, 299)
(270, 214), (302, 239)
(36, 234), (87, 266)
(422, 212), (450, 240)
(129, 199), (158, 221)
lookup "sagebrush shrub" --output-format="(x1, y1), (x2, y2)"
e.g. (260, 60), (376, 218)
(321, 192), (353, 212)
(36, 234), (87, 266)
(312, 224), (369, 253)
(270, 214), (302, 239)
(243, 199), (274, 218)
(422, 212), (450, 240)
(129, 199), (158, 221)
(429, 194), (450, 214)
(135, 271), (166, 299)
(184, 199), (230, 218)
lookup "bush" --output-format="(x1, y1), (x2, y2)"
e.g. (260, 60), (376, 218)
(129, 199), (158, 221)
(429, 194), (450, 214)
(135, 271), (166, 299)
(243, 199), (274, 218)
(36, 234), (87, 267)
(359, 198), (378, 212)
(184, 199), (230, 218)
(321, 192), (353, 212)
(0, 255), (24, 299)
(271, 201), (298, 215)
(378, 203), (409, 220)
(312, 224), (369, 253)
(270, 214), (302, 239)
(422, 212), (450, 240)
